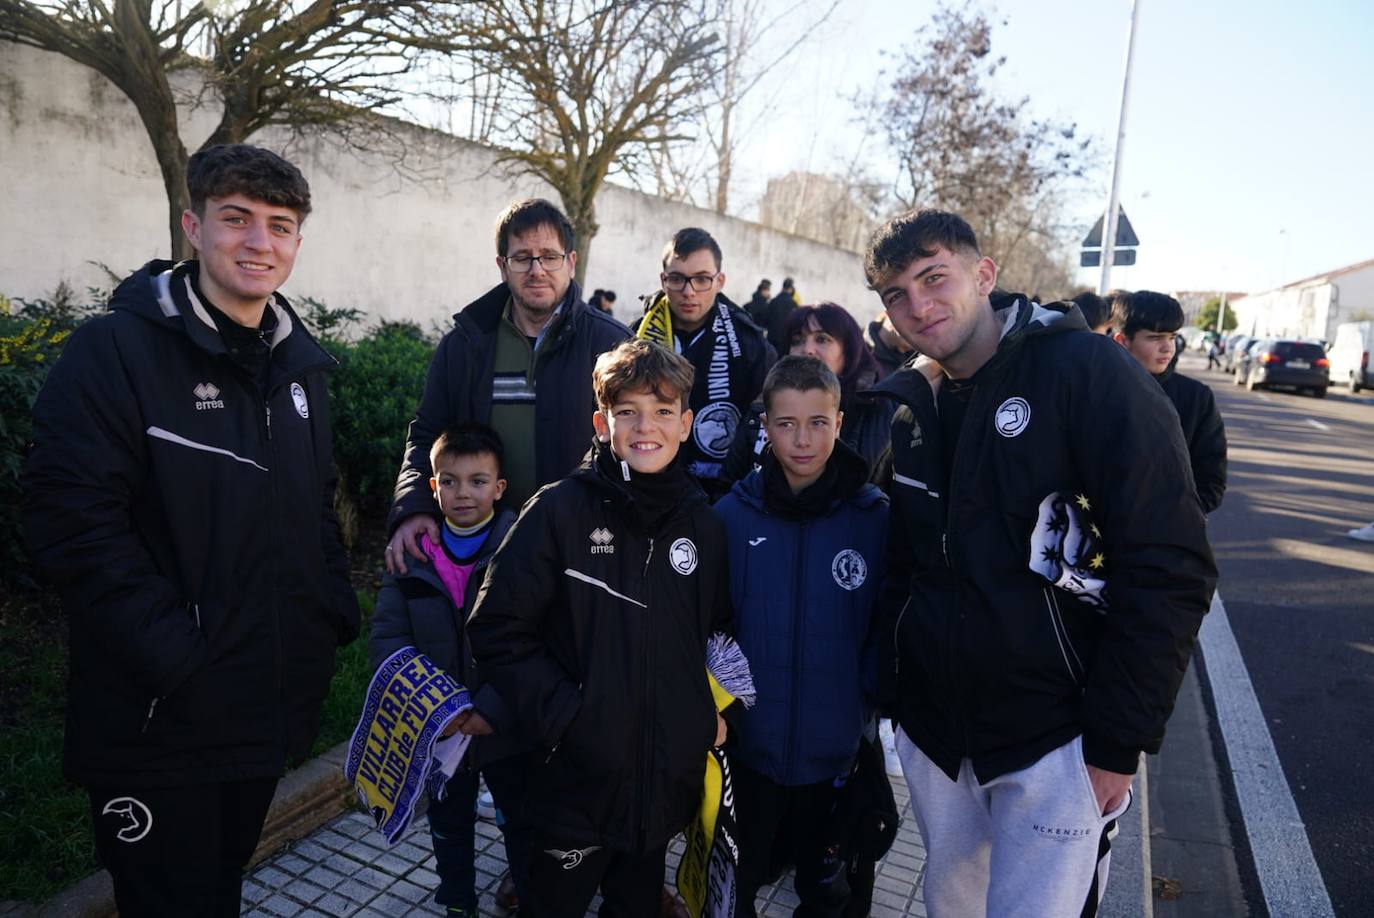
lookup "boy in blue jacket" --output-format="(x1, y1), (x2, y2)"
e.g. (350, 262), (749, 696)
(714, 355), (889, 917)
(369, 424), (527, 918)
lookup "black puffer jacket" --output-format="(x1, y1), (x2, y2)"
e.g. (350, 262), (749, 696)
(23, 260), (359, 788)
(870, 294), (1217, 783)
(388, 282), (630, 532)
(1156, 357), (1227, 514)
(467, 443), (733, 853)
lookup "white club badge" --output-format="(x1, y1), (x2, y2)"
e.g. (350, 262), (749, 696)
(291, 382), (310, 419)
(669, 538), (698, 575)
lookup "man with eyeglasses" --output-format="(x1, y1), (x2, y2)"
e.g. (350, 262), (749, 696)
(389, 198), (630, 564)
(636, 227), (775, 498)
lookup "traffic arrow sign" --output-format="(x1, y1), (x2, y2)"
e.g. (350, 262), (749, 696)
(1080, 248), (1136, 268)
(1082, 207), (1140, 248)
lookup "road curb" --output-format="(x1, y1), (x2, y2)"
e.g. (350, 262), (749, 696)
(28, 741), (354, 918)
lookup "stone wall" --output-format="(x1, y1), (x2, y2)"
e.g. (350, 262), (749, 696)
(0, 42), (879, 331)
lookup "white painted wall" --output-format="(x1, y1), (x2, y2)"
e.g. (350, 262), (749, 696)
(1232, 262), (1374, 342)
(0, 42), (879, 330)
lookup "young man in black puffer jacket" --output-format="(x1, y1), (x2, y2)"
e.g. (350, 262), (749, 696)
(24, 144), (359, 916)
(468, 339), (736, 918)
(865, 210), (1217, 917)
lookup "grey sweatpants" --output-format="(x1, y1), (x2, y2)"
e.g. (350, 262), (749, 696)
(895, 729), (1131, 918)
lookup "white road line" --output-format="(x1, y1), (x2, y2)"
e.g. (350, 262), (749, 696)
(1305, 418), (1331, 431)
(1198, 592), (1335, 917)
(1256, 393), (1272, 402)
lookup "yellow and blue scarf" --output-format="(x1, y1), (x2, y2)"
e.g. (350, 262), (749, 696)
(344, 646), (474, 844)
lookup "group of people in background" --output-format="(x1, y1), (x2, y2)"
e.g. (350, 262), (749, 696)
(24, 142), (1226, 918)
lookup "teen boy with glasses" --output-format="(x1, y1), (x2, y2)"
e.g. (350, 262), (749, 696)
(636, 227), (775, 499)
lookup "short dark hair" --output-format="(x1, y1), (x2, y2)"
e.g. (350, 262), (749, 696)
(495, 199), (575, 257)
(758, 278), (772, 291)
(864, 209), (980, 289)
(430, 423), (505, 476)
(662, 227), (723, 272)
(762, 354), (842, 414)
(187, 144), (311, 220)
(593, 339), (695, 410)
(1112, 290), (1185, 338)
(601, 289), (617, 303)
(783, 302), (879, 399)
(1071, 291), (1110, 330)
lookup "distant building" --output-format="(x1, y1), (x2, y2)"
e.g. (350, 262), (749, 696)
(1232, 258), (1374, 342)
(758, 171), (879, 254)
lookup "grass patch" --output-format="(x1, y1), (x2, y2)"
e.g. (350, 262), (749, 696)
(0, 589), (378, 903)
(0, 631), (97, 902)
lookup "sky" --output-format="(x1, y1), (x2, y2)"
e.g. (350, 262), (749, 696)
(719, 0), (1374, 297)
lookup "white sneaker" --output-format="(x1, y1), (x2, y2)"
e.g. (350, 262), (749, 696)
(1347, 524), (1374, 542)
(879, 720), (904, 778)
(476, 788), (497, 820)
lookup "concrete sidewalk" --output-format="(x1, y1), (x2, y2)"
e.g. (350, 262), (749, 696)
(241, 772), (930, 918)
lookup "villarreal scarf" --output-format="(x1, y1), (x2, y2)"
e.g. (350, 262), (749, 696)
(344, 647), (474, 844)
(677, 635), (757, 918)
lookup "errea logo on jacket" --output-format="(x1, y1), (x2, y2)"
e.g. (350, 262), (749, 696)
(589, 528), (615, 554)
(193, 382), (224, 411)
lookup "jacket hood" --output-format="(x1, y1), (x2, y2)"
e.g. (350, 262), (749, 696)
(110, 260), (331, 372)
(731, 438), (884, 514)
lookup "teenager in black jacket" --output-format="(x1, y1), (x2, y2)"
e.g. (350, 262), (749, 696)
(468, 340), (734, 918)
(23, 145), (359, 916)
(1111, 290), (1228, 513)
(865, 210), (1216, 917)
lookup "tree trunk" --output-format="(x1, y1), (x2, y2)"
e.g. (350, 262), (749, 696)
(565, 197), (598, 291)
(715, 98), (733, 215)
(107, 0), (193, 259)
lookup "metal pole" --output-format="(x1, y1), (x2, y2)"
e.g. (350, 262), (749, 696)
(1099, 0), (1141, 295)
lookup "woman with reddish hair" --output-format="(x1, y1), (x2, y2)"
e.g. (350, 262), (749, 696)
(723, 302), (895, 485)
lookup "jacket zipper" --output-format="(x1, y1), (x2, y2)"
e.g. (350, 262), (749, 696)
(636, 536), (656, 848)
(141, 697), (161, 733)
(941, 386), (976, 759)
(785, 523), (808, 777)
(892, 598), (911, 677)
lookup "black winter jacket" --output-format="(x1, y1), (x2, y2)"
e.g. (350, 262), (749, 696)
(389, 282), (630, 532)
(467, 445), (733, 853)
(369, 510), (524, 765)
(870, 294), (1217, 783)
(23, 260), (359, 788)
(1156, 359), (1227, 513)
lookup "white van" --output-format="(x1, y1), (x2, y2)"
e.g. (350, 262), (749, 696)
(1328, 321), (1374, 392)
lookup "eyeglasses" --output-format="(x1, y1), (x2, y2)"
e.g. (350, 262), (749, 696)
(504, 253), (568, 273)
(663, 272), (719, 292)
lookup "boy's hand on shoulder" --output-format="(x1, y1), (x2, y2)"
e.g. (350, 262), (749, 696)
(715, 713), (727, 747)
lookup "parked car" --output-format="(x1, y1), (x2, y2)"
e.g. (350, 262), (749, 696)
(1228, 336), (1260, 377)
(1240, 339), (1330, 397)
(1328, 321), (1374, 392)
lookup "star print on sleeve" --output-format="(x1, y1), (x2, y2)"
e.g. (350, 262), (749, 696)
(1028, 491), (1108, 611)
